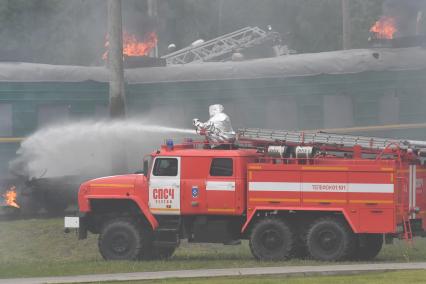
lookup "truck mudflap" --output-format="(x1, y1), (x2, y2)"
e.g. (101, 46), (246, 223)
(64, 213), (87, 240)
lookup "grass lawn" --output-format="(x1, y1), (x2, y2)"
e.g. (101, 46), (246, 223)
(0, 218), (425, 278)
(91, 270), (426, 284)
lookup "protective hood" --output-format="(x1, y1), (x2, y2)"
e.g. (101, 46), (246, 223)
(209, 104), (224, 117)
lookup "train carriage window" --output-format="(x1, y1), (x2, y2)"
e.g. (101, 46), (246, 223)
(38, 104), (70, 127)
(210, 158), (233, 176)
(153, 158), (178, 176)
(0, 104), (12, 137)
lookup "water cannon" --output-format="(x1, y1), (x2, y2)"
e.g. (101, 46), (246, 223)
(193, 118), (228, 142)
(192, 118), (205, 135)
(193, 118), (219, 136)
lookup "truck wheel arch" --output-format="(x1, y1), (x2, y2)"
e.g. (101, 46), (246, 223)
(241, 208), (359, 235)
(87, 197), (158, 230)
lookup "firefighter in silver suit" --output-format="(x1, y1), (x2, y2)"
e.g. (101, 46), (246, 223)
(193, 104), (235, 144)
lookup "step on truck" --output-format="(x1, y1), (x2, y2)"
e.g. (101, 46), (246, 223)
(65, 125), (426, 261)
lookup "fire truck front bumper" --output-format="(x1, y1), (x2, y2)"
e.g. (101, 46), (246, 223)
(64, 213), (87, 239)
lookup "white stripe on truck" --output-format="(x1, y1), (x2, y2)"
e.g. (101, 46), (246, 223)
(206, 181), (235, 191)
(249, 182), (393, 193)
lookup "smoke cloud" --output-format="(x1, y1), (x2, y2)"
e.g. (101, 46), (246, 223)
(0, 0), (391, 65)
(10, 119), (195, 179)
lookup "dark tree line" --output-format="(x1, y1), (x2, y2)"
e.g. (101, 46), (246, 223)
(0, 0), (384, 65)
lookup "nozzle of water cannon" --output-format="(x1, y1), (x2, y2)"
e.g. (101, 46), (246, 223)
(193, 118), (201, 127)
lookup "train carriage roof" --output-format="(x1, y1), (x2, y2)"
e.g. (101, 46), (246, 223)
(1, 47), (426, 84)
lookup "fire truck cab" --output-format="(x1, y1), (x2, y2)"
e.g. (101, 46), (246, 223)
(66, 131), (426, 262)
(146, 147), (257, 218)
(71, 143), (260, 260)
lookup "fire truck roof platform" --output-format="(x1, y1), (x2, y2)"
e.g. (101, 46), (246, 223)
(1, 47), (426, 84)
(156, 147), (258, 157)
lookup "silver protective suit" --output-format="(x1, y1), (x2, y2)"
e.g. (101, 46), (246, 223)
(193, 104), (236, 143)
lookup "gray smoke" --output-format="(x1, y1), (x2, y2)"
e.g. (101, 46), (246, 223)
(0, 0), (158, 65)
(0, 0), (386, 65)
(382, 0), (426, 37)
(10, 119), (195, 179)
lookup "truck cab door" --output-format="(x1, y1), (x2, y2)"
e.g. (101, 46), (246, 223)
(206, 157), (236, 215)
(149, 156), (181, 215)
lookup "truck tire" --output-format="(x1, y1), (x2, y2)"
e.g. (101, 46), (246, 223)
(249, 218), (294, 261)
(351, 234), (383, 260)
(98, 218), (152, 260)
(306, 217), (355, 261)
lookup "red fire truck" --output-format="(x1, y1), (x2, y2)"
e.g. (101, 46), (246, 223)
(65, 127), (426, 261)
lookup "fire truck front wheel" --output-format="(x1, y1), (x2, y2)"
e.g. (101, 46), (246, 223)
(98, 218), (152, 261)
(249, 218), (295, 261)
(306, 217), (355, 261)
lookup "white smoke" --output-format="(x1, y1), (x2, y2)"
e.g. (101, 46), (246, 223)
(10, 119), (195, 179)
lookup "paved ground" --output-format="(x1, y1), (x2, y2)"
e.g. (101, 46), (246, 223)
(2, 262), (426, 284)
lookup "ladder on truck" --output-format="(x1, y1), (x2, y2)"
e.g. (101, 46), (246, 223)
(161, 26), (280, 65)
(237, 128), (426, 152)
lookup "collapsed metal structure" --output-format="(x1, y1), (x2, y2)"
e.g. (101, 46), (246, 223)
(161, 26), (283, 65)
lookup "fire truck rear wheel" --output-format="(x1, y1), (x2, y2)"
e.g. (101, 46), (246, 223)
(351, 234), (383, 260)
(249, 218), (294, 261)
(306, 217), (355, 261)
(98, 218), (151, 261)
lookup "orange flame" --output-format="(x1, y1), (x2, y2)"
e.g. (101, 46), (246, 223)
(3, 186), (19, 208)
(370, 16), (397, 39)
(103, 31), (158, 60)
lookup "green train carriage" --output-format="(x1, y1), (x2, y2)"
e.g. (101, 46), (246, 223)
(1, 47), (426, 178)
